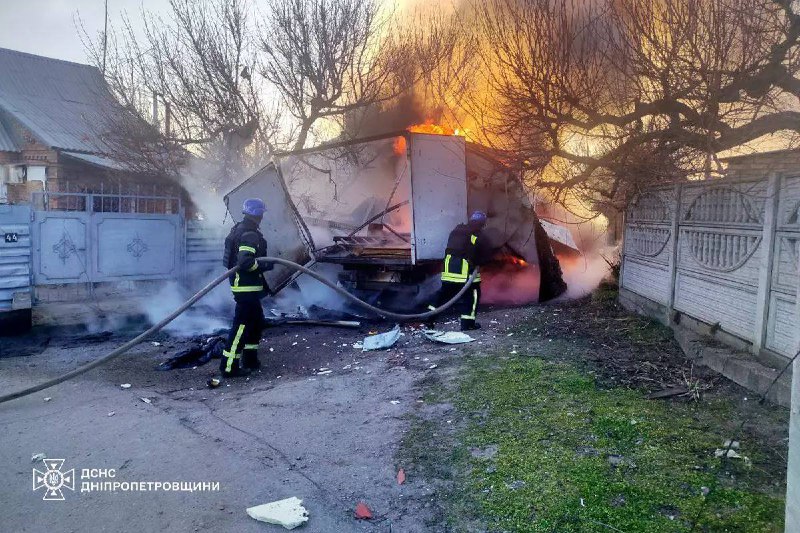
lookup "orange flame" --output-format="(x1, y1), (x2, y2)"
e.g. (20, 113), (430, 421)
(495, 252), (528, 267)
(393, 121), (467, 156)
(393, 135), (407, 156)
(408, 120), (457, 136)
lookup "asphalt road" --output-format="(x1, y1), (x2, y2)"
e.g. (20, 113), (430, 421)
(0, 316), (510, 532)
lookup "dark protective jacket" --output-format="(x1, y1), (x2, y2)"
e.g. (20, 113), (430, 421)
(223, 216), (271, 298)
(441, 222), (490, 283)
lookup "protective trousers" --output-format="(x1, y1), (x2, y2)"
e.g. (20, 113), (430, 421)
(221, 298), (264, 374)
(428, 280), (481, 330)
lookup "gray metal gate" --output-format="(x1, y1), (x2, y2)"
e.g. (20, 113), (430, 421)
(0, 204), (32, 311)
(30, 191), (183, 285)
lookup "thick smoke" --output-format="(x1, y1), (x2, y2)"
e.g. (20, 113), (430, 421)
(558, 250), (614, 299)
(138, 155), (239, 337)
(142, 278), (232, 337)
(265, 263), (349, 315)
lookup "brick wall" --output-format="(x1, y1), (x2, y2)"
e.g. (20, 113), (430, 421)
(725, 150), (800, 180)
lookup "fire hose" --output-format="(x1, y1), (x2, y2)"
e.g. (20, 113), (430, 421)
(0, 257), (478, 405)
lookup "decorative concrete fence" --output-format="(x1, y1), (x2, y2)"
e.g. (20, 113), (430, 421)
(620, 174), (800, 363)
(619, 175), (800, 532)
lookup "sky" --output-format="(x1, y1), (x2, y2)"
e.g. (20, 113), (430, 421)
(0, 0), (168, 64)
(0, 0), (419, 64)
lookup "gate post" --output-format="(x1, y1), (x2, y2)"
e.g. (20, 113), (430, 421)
(666, 183), (682, 324)
(753, 173), (780, 354)
(786, 239), (800, 531)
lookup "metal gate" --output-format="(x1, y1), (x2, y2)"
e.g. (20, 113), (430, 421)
(30, 192), (183, 285)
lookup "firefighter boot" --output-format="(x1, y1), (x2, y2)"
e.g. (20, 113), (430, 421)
(242, 347), (261, 371)
(460, 318), (481, 331)
(220, 351), (250, 377)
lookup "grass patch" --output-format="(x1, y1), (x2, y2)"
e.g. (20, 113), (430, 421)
(450, 354), (784, 532)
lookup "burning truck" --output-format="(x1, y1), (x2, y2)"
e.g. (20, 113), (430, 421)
(224, 129), (575, 311)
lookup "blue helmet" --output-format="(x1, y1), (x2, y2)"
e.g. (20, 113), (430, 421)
(469, 210), (487, 225)
(242, 198), (266, 217)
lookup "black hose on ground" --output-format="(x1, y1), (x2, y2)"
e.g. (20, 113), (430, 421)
(0, 257), (477, 405)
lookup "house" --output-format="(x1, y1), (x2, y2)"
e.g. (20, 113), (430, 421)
(0, 47), (180, 209)
(722, 147), (800, 179)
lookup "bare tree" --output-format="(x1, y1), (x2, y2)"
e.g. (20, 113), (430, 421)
(259, 0), (409, 149)
(81, 0), (284, 186)
(427, 0), (800, 209)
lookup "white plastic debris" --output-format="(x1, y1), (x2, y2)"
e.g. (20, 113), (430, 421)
(151, 341), (162, 347)
(362, 325), (401, 351)
(390, 400), (400, 405)
(714, 448), (742, 459)
(31, 453), (46, 463)
(120, 383), (132, 389)
(107, 412), (115, 417)
(424, 330), (475, 344)
(315, 370), (333, 376)
(246, 497), (309, 530)
(43, 397), (51, 402)
(140, 397), (152, 404)
(352, 342), (364, 350)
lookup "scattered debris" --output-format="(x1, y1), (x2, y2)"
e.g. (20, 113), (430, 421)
(575, 446), (599, 458)
(352, 342), (364, 350)
(362, 325), (401, 351)
(246, 497), (309, 530)
(506, 480), (526, 490)
(714, 448), (742, 459)
(31, 453), (46, 463)
(607, 454), (636, 468)
(714, 439), (747, 461)
(158, 337), (224, 371)
(647, 387), (690, 400)
(354, 501), (373, 520)
(140, 397), (152, 404)
(397, 468), (406, 485)
(120, 383), (132, 389)
(470, 445), (499, 460)
(424, 330), (475, 344)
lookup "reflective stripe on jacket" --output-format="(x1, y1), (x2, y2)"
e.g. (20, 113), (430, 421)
(440, 223), (486, 284)
(224, 219), (268, 294)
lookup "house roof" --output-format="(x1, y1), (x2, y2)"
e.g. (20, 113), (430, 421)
(0, 116), (17, 152)
(0, 47), (119, 154)
(61, 151), (129, 171)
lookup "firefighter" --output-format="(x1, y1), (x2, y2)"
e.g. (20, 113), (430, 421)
(219, 198), (272, 377)
(428, 210), (490, 331)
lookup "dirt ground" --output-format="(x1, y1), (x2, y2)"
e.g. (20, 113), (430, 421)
(0, 290), (789, 532)
(0, 307), (523, 533)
